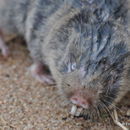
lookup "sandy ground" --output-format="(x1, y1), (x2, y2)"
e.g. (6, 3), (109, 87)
(0, 38), (130, 130)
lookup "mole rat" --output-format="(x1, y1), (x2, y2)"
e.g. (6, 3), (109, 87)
(0, 0), (130, 118)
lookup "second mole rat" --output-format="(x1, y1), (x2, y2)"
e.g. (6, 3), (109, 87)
(0, 0), (130, 118)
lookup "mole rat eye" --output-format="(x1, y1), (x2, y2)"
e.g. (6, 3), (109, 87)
(67, 63), (77, 72)
(71, 63), (77, 71)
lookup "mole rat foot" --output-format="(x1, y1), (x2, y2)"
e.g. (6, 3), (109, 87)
(0, 37), (10, 57)
(30, 63), (55, 85)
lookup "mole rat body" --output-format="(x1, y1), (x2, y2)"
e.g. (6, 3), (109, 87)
(0, 0), (130, 117)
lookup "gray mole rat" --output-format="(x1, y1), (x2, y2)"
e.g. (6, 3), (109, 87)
(0, 0), (130, 118)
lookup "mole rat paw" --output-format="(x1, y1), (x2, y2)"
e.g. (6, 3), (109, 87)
(30, 63), (55, 85)
(0, 38), (10, 57)
(37, 74), (55, 85)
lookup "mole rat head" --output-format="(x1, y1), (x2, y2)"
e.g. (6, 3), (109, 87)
(57, 13), (129, 113)
(58, 41), (129, 114)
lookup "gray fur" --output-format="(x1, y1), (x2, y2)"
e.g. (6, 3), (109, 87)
(0, 0), (130, 118)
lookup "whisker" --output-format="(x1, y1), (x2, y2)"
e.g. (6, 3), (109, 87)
(102, 98), (122, 112)
(100, 100), (113, 120)
(98, 102), (109, 116)
(94, 105), (102, 120)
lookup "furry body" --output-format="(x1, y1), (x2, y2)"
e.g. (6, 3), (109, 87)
(0, 0), (130, 117)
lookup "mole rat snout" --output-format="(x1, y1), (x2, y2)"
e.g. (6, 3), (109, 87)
(70, 89), (96, 109)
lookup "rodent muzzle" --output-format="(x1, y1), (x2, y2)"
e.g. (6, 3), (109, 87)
(70, 89), (95, 109)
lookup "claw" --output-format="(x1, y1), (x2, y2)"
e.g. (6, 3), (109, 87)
(30, 63), (55, 85)
(0, 36), (10, 57)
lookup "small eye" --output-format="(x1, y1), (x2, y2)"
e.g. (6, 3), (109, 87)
(67, 63), (77, 73)
(71, 63), (77, 71)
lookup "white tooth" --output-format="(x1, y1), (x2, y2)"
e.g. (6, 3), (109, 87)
(75, 108), (83, 116)
(70, 105), (77, 115)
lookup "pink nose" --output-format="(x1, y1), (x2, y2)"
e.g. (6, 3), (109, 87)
(70, 96), (90, 109)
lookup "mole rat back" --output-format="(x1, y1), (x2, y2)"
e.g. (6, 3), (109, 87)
(0, 0), (63, 60)
(0, 0), (29, 34)
(0, 0), (62, 36)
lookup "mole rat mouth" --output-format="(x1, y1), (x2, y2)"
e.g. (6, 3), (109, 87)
(69, 89), (95, 116)
(70, 105), (84, 117)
